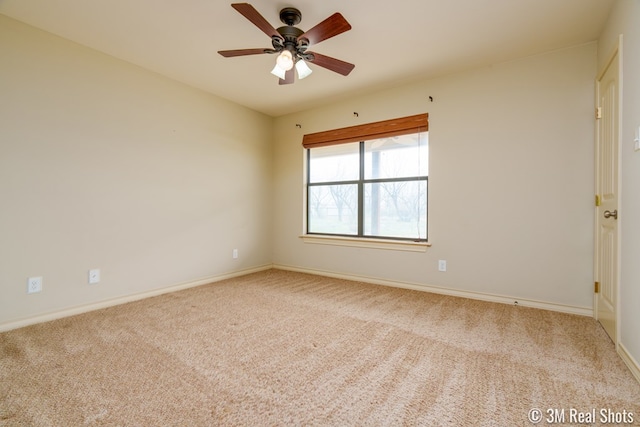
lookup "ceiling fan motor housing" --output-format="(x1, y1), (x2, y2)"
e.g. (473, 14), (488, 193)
(273, 12), (309, 60)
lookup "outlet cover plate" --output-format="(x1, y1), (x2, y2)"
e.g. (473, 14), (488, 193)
(27, 276), (42, 293)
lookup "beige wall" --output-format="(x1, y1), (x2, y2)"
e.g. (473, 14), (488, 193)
(273, 43), (597, 311)
(1, 4), (637, 378)
(3, 7), (632, 365)
(0, 15), (273, 326)
(598, 0), (640, 373)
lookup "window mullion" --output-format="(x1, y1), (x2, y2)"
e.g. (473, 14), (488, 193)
(358, 141), (364, 237)
(363, 176), (428, 185)
(306, 149), (310, 234)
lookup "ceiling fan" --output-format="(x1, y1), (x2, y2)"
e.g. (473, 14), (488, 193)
(218, 3), (355, 85)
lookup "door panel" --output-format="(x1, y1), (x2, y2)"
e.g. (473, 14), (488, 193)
(595, 48), (619, 343)
(598, 222), (616, 336)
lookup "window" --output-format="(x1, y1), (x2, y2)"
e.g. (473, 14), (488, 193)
(303, 114), (428, 242)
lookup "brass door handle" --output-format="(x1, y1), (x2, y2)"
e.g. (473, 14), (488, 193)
(604, 210), (618, 219)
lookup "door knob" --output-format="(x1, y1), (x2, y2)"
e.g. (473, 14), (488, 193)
(604, 210), (618, 219)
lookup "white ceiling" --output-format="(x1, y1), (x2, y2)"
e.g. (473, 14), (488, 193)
(0, 0), (614, 117)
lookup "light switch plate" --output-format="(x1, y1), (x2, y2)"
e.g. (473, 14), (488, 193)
(89, 269), (100, 284)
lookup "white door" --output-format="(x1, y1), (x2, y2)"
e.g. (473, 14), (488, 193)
(595, 46), (620, 343)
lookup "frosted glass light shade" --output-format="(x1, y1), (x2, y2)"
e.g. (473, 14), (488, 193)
(295, 60), (313, 79)
(270, 64), (286, 79)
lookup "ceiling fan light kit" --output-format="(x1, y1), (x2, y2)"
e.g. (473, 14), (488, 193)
(218, 3), (354, 85)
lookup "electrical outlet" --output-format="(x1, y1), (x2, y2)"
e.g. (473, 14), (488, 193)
(89, 269), (100, 284)
(27, 276), (42, 294)
(233, 249), (238, 259)
(438, 260), (447, 272)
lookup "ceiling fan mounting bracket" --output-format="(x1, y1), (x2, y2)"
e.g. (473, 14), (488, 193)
(279, 7), (302, 26)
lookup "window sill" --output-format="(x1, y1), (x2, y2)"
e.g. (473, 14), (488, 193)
(299, 235), (430, 252)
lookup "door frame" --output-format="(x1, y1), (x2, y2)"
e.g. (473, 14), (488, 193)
(594, 35), (623, 347)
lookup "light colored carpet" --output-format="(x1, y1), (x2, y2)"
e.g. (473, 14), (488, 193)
(1, 269), (639, 426)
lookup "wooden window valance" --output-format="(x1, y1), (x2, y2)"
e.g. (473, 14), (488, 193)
(301, 113), (429, 149)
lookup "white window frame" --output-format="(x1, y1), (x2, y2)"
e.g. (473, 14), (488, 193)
(300, 114), (430, 252)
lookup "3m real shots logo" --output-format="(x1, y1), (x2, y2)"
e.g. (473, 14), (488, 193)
(528, 407), (634, 424)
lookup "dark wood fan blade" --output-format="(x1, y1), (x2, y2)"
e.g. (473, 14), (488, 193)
(218, 48), (268, 57)
(279, 68), (295, 85)
(299, 13), (351, 45)
(231, 3), (282, 40)
(307, 52), (355, 76)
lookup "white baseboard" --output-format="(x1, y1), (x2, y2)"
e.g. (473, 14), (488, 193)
(0, 264), (272, 333)
(273, 264), (593, 317)
(619, 343), (640, 384)
(1, 263), (595, 333)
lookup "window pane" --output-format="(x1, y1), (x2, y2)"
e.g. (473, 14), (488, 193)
(309, 142), (359, 183)
(364, 132), (428, 179)
(364, 181), (427, 239)
(308, 184), (358, 235)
